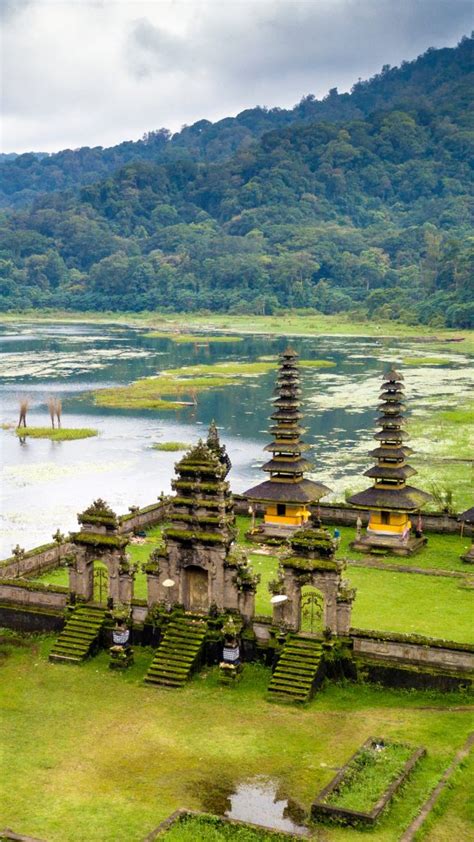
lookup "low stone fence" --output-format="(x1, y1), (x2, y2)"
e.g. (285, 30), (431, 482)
(119, 501), (170, 534)
(351, 628), (474, 677)
(0, 542), (73, 579)
(0, 578), (68, 611)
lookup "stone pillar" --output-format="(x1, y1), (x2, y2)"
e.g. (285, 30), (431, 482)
(73, 549), (94, 601)
(323, 582), (338, 634)
(209, 547), (226, 612)
(277, 571), (300, 630)
(147, 572), (160, 608)
(336, 599), (352, 635)
(118, 572), (134, 605)
(238, 589), (255, 623)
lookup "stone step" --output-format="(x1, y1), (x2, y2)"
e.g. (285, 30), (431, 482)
(49, 653), (83, 663)
(144, 617), (206, 689)
(268, 683), (308, 697)
(48, 605), (106, 664)
(267, 635), (324, 704)
(144, 676), (184, 688)
(277, 656), (320, 669)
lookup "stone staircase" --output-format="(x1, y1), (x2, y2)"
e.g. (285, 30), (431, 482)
(268, 635), (324, 703)
(49, 604), (106, 664)
(144, 615), (207, 688)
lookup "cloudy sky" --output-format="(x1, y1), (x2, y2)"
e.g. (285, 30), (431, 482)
(2, 0), (472, 153)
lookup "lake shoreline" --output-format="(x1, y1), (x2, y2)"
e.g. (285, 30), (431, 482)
(1, 308), (472, 345)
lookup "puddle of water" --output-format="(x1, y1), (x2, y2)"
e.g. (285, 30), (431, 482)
(226, 778), (308, 835)
(197, 776), (309, 835)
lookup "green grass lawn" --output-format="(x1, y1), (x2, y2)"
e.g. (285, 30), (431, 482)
(0, 635), (472, 842)
(334, 524), (471, 573)
(349, 567), (473, 643)
(415, 749), (474, 842)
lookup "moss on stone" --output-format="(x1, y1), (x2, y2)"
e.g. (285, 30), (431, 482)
(70, 531), (128, 548)
(0, 577), (68, 594)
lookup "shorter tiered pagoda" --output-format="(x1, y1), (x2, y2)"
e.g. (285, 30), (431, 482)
(245, 346), (331, 540)
(348, 368), (431, 555)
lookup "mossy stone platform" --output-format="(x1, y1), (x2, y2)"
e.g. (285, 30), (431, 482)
(350, 534), (427, 557)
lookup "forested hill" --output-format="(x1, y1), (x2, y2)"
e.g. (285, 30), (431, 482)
(1, 36), (472, 207)
(0, 36), (472, 327)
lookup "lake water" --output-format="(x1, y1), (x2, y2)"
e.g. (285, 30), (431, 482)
(0, 322), (472, 557)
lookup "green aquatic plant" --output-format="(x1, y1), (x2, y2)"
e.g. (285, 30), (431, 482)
(13, 427), (98, 441)
(152, 441), (191, 451)
(403, 357), (452, 366)
(92, 361), (275, 410)
(144, 331), (243, 343)
(299, 359), (336, 367)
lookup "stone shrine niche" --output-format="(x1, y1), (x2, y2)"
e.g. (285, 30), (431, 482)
(67, 499), (134, 605)
(270, 519), (355, 635)
(145, 429), (259, 622)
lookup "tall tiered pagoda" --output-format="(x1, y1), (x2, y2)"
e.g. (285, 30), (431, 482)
(146, 424), (257, 618)
(245, 347), (331, 540)
(348, 367), (431, 555)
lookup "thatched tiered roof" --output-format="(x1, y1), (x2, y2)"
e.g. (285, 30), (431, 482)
(245, 347), (331, 504)
(348, 368), (431, 512)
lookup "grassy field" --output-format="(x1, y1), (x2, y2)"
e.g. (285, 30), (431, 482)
(415, 749), (474, 841)
(349, 568), (473, 643)
(2, 308), (473, 348)
(0, 633), (472, 842)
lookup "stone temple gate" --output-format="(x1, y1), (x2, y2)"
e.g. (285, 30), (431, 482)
(270, 516), (355, 635)
(67, 500), (135, 605)
(146, 432), (259, 622)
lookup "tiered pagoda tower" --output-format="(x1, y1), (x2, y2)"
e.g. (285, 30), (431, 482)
(245, 347), (331, 539)
(348, 368), (431, 555)
(147, 424), (257, 618)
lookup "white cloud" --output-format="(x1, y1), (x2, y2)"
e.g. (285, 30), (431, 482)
(1, 0), (472, 153)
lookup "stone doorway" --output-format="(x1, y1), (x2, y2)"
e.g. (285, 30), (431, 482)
(185, 566), (209, 612)
(93, 561), (109, 604)
(300, 586), (324, 635)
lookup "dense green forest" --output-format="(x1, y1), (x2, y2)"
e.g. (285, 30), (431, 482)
(0, 36), (472, 327)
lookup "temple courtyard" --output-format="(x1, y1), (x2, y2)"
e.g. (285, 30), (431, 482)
(1, 514), (473, 842)
(1, 353), (472, 841)
(1, 631), (473, 842)
(33, 518), (474, 643)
